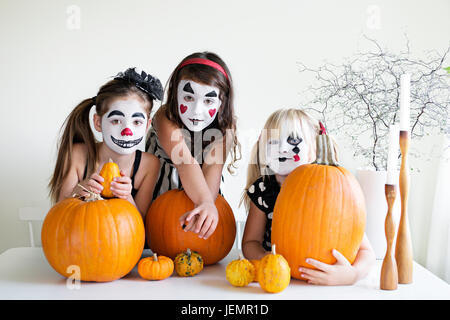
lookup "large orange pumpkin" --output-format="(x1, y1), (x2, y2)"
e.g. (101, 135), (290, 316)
(146, 190), (236, 265)
(41, 194), (145, 282)
(271, 131), (366, 280)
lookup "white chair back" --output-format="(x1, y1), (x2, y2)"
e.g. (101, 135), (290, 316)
(18, 207), (47, 247)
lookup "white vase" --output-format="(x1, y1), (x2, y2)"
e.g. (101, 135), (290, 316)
(356, 169), (401, 259)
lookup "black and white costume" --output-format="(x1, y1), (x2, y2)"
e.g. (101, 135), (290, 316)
(145, 117), (223, 200)
(246, 174), (281, 251)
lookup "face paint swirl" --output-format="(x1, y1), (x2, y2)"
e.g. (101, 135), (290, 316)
(101, 98), (148, 155)
(177, 80), (221, 132)
(265, 129), (310, 176)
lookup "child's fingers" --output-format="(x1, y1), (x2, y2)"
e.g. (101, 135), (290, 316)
(182, 216), (198, 233)
(179, 212), (188, 228)
(110, 182), (131, 199)
(90, 173), (104, 183)
(193, 213), (207, 234)
(332, 249), (351, 266)
(180, 208), (200, 226)
(304, 258), (332, 273)
(86, 179), (103, 193)
(78, 190), (90, 198)
(299, 272), (322, 285)
(110, 181), (131, 191)
(299, 267), (325, 281)
(110, 188), (130, 199)
(202, 217), (218, 240)
(113, 176), (132, 184)
(198, 215), (213, 239)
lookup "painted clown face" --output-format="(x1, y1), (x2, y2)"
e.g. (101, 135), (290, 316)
(265, 128), (309, 176)
(101, 98), (148, 155)
(177, 79), (221, 132)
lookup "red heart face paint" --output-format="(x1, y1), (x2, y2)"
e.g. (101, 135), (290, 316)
(293, 154), (300, 162)
(177, 80), (221, 132)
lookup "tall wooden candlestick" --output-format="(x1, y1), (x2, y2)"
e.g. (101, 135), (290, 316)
(380, 184), (398, 290)
(395, 130), (413, 284)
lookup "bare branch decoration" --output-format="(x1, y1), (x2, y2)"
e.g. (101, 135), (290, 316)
(298, 35), (450, 170)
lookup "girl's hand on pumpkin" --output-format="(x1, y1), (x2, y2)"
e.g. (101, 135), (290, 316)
(110, 170), (133, 200)
(84, 173), (104, 195)
(299, 249), (358, 286)
(179, 202), (219, 240)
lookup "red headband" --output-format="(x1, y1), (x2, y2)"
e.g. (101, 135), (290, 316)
(178, 58), (229, 81)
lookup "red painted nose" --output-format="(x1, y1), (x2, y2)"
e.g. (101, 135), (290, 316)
(121, 128), (133, 136)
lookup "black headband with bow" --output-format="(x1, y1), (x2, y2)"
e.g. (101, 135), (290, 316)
(114, 67), (163, 101)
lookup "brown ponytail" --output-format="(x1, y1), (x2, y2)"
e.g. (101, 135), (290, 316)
(48, 97), (97, 203)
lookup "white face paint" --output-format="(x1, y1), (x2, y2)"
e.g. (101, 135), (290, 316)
(265, 127), (310, 176)
(177, 79), (221, 132)
(101, 98), (148, 155)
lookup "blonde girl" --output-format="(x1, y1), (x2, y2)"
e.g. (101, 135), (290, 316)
(241, 108), (375, 285)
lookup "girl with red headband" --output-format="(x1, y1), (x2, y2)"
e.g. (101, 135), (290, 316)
(146, 52), (240, 240)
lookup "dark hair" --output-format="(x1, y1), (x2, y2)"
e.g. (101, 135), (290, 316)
(49, 72), (160, 203)
(164, 52), (241, 172)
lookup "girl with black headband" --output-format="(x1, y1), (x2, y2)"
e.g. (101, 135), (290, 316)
(49, 68), (163, 219)
(146, 52), (241, 240)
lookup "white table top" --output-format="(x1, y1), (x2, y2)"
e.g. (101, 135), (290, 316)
(0, 247), (449, 300)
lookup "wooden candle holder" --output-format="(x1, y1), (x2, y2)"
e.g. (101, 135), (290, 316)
(395, 130), (413, 284)
(380, 184), (398, 290)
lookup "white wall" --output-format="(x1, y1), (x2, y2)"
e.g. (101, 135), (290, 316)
(1, 0), (449, 269)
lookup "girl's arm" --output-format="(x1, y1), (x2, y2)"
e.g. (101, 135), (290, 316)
(242, 201), (270, 260)
(299, 233), (376, 285)
(201, 130), (232, 199)
(153, 107), (218, 239)
(58, 143), (90, 202)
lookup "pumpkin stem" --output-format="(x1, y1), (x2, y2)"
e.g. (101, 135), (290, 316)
(108, 158), (113, 163)
(76, 183), (104, 202)
(153, 253), (158, 261)
(314, 132), (339, 166)
(271, 244), (276, 255)
(186, 248), (191, 257)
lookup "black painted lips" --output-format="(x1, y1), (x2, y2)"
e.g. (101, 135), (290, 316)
(111, 136), (143, 148)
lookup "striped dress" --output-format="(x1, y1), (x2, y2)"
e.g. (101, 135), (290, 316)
(145, 123), (224, 200)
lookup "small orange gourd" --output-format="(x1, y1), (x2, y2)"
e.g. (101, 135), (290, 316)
(258, 244), (291, 293)
(138, 253), (174, 280)
(226, 254), (255, 287)
(99, 158), (121, 198)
